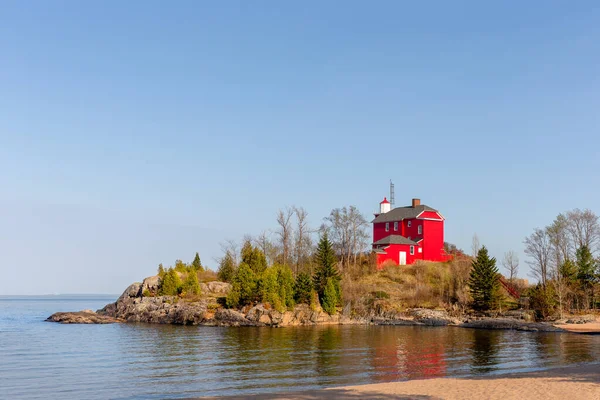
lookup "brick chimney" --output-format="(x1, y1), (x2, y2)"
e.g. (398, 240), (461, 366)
(412, 198), (421, 208)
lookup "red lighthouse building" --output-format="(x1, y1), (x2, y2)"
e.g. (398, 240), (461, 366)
(372, 197), (447, 268)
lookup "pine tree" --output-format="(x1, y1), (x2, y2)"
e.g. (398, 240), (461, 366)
(321, 278), (339, 314)
(241, 240), (267, 274)
(218, 252), (236, 282)
(157, 263), (166, 278)
(294, 272), (313, 304)
(576, 245), (596, 286)
(182, 271), (201, 296)
(468, 246), (501, 311)
(313, 232), (341, 304)
(576, 245), (597, 308)
(192, 252), (203, 272)
(159, 268), (182, 296)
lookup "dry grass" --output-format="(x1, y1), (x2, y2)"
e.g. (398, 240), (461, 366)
(197, 269), (218, 282)
(343, 259), (473, 313)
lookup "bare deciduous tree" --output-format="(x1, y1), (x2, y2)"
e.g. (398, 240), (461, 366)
(566, 208), (600, 252)
(254, 230), (277, 266)
(502, 251), (519, 282)
(547, 213), (572, 269)
(471, 234), (480, 257)
(325, 206), (369, 272)
(293, 206), (312, 274)
(218, 239), (239, 265)
(524, 228), (551, 287)
(276, 207), (294, 266)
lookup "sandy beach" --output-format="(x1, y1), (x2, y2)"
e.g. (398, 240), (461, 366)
(555, 322), (600, 334)
(200, 363), (600, 400)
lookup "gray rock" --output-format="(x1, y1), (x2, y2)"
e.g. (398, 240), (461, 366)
(141, 275), (160, 295)
(46, 311), (122, 324)
(214, 309), (256, 326)
(200, 281), (232, 295)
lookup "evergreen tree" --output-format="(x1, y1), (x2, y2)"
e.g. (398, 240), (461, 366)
(157, 263), (166, 278)
(233, 262), (257, 306)
(276, 264), (295, 308)
(468, 246), (501, 311)
(191, 252), (203, 272)
(576, 245), (596, 286)
(576, 245), (597, 308)
(182, 271), (201, 295)
(294, 272), (313, 304)
(174, 259), (188, 273)
(159, 268), (182, 296)
(559, 259), (578, 284)
(259, 266), (281, 309)
(321, 278), (339, 314)
(218, 252), (236, 282)
(313, 232), (341, 303)
(241, 240), (267, 274)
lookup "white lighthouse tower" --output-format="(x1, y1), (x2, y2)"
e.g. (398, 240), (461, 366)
(379, 197), (391, 214)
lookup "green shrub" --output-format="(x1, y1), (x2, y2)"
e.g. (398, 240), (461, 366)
(225, 286), (241, 308)
(182, 271), (201, 296)
(159, 268), (182, 296)
(142, 289), (152, 297)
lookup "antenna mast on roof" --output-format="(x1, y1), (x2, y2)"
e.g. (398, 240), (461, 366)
(389, 180), (395, 208)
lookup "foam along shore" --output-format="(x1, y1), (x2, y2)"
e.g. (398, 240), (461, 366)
(198, 363), (600, 400)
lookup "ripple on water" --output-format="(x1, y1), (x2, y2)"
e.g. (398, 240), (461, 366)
(2, 298), (600, 399)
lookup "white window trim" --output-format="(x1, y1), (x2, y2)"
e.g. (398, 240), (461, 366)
(408, 220), (412, 227)
(418, 225), (422, 235)
(385, 222), (389, 232)
(410, 245), (415, 255)
(394, 221), (398, 231)
(418, 247), (422, 253)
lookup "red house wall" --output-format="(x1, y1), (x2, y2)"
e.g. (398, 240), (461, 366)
(402, 218), (423, 240)
(373, 221), (403, 242)
(418, 211), (443, 220)
(376, 243), (423, 268)
(422, 219), (445, 261)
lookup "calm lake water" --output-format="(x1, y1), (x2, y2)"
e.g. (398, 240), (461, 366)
(1, 296), (599, 399)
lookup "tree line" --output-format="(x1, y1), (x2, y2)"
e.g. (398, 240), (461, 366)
(523, 208), (600, 317)
(219, 232), (342, 314)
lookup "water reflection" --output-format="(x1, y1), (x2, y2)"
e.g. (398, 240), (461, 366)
(469, 329), (501, 374)
(38, 321), (600, 399)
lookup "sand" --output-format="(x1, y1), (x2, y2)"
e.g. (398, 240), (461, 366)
(555, 322), (600, 334)
(201, 364), (600, 399)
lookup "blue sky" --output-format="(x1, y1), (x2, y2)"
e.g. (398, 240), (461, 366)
(1, 1), (599, 294)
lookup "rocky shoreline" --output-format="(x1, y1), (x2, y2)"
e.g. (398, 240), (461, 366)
(45, 277), (576, 333)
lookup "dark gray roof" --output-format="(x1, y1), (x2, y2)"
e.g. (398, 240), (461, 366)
(373, 235), (418, 246)
(372, 205), (438, 223)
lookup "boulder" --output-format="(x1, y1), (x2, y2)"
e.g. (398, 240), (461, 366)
(118, 282), (142, 301)
(214, 309), (256, 326)
(201, 281), (232, 295)
(408, 308), (462, 326)
(141, 276), (160, 295)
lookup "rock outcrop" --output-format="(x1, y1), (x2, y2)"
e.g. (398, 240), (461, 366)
(46, 277), (570, 332)
(46, 310), (122, 324)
